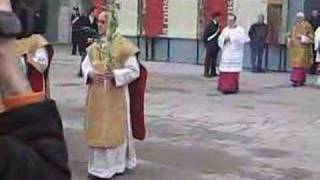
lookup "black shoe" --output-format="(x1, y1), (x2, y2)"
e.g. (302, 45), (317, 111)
(77, 71), (83, 77)
(257, 69), (265, 73)
(210, 73), (218, 77)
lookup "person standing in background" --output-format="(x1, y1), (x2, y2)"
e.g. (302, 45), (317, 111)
(71, 7), (81, 55)
(13, 0), (53, 98)
(88, 7), (98, 33)
(309, 10), (320, 31)
(249, 14), (268, 73)
(313, 26), (320, 85)
(202, 12), (221, 78)
(288, 12), (314, 87)
(217, 14), (248, 94)
(309, 10), (320, 74)
(77, 8), (96, 77)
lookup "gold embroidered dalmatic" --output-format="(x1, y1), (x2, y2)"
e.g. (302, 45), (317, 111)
(15, 34), (49, 63)
(85, 36), (139, 148)
(288, 21), (314, 68)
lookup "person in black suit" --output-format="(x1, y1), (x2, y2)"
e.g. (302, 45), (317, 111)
(202, 12), (221, 78)
(88, 7), (98, 33)
(71, 7), (81, 55)
(77, 7), (98, 77)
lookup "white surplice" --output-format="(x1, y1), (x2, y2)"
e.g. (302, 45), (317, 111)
(314, 27), (320, 86)
(315, 27), (320, 63)
(81, 55), (140, 179)
(218, 25), (248, 72)
(18, 47), (49, 75)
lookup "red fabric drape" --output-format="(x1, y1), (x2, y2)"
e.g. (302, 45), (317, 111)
(143, 0), (164, 37)
(205, 0), (228, 28)
(129, 64), (148, 140)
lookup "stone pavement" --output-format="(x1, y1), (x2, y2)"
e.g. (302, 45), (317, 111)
(52, 45), (320, 180)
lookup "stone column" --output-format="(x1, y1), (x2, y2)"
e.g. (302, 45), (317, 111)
(58, 0), (79, 43)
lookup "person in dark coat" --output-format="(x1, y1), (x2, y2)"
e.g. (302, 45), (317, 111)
(309, 10), (320, 31)
(77, 7), (99, 77)
(309, 10), (320, 74)
(0, 1), (71, 179)
(249, 14), (268, 73)
(202, 12), (221, 77)
(71, 7), (81, 55)
(87, 7), (98, 33)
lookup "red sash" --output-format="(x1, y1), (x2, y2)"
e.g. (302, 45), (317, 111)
(129, 63), (148, 141)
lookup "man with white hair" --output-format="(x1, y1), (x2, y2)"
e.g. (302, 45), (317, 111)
(288, 11), (314, 87)
(249, 14), (268, 73)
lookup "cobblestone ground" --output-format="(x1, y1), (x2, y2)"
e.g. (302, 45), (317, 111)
(52, 45), (320, 180)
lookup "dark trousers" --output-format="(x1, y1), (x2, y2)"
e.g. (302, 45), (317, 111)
(250, 44), (265, 71)
(204, 45), (219, 77)
(72, 43), (79, 55)
(310, 49), (317, 74)
(78, 51), (87, 77)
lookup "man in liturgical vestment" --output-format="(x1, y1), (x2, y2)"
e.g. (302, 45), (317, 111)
(218, 14), (248, 94)
(288, 12), (314, 87)
(0, 0), (71, 179)
(82, 2), (147, 179)
(12, 0), (53, 98)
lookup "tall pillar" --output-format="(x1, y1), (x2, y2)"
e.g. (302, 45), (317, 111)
(58, 0), (72, 43)
(46, 0), (60, 41)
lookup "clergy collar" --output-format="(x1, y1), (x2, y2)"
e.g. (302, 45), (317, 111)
(212, 19), (217, 24)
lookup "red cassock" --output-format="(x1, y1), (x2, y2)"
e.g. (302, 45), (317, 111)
(129, 63), (148, 141)
(27, 45), (54, 99)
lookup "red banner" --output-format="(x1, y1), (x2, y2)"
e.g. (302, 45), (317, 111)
(205, 0), (228, 28)
(91, 0), (106, 17)
(198, 0), (228, 39)
(142, 0), (164, 37)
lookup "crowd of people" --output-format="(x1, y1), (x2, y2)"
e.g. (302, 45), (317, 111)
(203, 10), (320, 94)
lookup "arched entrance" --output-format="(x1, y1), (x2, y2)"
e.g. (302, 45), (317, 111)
(304, 0), (320, 16)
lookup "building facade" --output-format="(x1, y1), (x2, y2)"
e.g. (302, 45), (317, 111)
(45, 0), (93, 42)
(46, 0), (320, 71)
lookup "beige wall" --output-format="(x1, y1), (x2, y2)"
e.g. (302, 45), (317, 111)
(233, 0), (267, 33)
